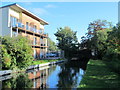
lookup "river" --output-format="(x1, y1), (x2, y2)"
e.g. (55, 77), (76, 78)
(1, 60), (88, 89)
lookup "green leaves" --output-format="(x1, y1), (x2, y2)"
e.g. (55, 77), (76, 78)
(1, 45), (12, 68)
(1, 36), (33, 70)
(48, 37), (58, 51)
(55, 26), (79, 58)
(81, 20), (113, 59)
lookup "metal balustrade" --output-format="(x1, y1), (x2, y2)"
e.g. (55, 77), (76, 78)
(11, 22), (48, 36)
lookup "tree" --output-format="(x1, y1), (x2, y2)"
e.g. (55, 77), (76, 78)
(90, 29), (111, 59)
(87, 19), (112, 39)
(47, 37), (58, 51)
(54, 26), (78, 59)
(104, 24), (120, 73)
(80, 20), (112, 59)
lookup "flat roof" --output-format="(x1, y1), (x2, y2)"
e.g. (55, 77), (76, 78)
(0, 3), (49, 25)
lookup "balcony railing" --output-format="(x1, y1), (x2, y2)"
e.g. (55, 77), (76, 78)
(11, 22), (48, 36)
(32, 42), (47, 47)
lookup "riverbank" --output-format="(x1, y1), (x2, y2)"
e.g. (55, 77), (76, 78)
(78, 60), (120, 88)
(31, 59), (62, 65)
(0, 59), (64, 76)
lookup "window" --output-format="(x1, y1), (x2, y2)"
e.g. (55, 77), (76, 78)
(33, 37), (37, 45)
(10, 16), (18, 27)
(34, 25), (37, 33)
(26, 22), (29, 30)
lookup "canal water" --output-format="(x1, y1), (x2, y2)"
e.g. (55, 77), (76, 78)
(1, 61), (88, 89)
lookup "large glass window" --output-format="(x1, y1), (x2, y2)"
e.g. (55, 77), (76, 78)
(10, 16), (18, 27)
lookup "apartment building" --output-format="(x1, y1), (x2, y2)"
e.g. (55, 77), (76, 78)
(0, 3), (49, 59)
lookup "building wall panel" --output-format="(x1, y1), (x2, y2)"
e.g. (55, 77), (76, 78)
(9, 8), (20, 19)
(22, 13), (41, 30)
(0, 7), (11, 36)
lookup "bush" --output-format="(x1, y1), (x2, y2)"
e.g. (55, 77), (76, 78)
(103, 24), (120, 74)
(1, 45), (12, 69)
(0, 36), (33, 70)
(103, 51), (120, 74)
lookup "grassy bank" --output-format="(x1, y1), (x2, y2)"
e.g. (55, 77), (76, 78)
(31, 59), (63, 65)
(78, 60), (120, 88)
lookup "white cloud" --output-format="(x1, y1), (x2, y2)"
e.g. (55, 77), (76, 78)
(45, 4), (56, 8)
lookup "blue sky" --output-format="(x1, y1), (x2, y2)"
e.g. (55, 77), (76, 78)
(1, 2), (118, 42)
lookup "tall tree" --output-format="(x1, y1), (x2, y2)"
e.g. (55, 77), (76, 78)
(87, 19), (112, 39)
(80, 20), (112, 59)
(104, 24), (120, 73)
(54, 27), (78, 59)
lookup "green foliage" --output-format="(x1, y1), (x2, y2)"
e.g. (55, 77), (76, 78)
(91, 29), (111, 58)
(87, 19), (112, 39)
(54, 26), (79, 58)
(48, 37), (58, 51)
(1, 45), (12, 68)
(107, 25), (120, 53)
(0, 36), (33, 70)
(80, 19), (120, 74)
(81, 20), (112, 59)
(103, 24), (120, 73)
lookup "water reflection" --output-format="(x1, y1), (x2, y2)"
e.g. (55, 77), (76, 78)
(2, 73), (33, 88)
(1, 60), (88, 89)
(56, 61), (85, 88)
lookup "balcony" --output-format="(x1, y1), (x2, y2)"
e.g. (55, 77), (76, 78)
(11, 22), (48, 37)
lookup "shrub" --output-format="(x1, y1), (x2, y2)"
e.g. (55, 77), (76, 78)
(1, 45), (11, 69)
(0, 36), (33, 70)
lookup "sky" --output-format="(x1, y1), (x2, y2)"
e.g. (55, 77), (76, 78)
(0, 1), (118, 43)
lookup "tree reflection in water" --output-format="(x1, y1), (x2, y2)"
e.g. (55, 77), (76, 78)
(57, 60), (88, 88)
(2, 73), (33, 89)
(2, 60), (88, 89)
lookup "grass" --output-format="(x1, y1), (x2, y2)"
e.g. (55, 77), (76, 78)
(78, 60), (120, 88)
(31, 59), (63, 65)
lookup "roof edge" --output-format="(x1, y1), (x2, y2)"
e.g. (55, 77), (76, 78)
(0, 3), (49, 25)
(0, 3), (16, 8)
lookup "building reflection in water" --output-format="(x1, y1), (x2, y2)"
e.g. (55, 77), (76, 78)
(2, 61), (87, 89)
(1, 65), (54, 89)
(27, 66), (50, 89)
